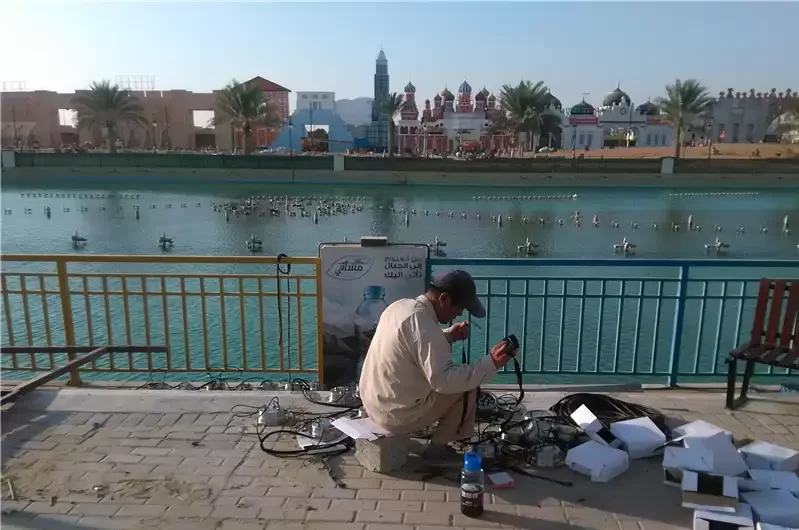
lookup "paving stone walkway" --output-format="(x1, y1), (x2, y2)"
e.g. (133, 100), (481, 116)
(1, 387), (798, 530)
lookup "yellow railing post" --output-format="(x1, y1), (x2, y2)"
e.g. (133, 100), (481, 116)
(56, 259), (81, 386)
(315, 259), (325, 385)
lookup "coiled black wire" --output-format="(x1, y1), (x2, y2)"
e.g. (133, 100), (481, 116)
(550, 393), (666, 430)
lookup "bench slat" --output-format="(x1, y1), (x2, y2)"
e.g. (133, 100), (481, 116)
(750, 279), (772, 342)
(742, 343), (773, 361)
(759, 345), (789, 364)
(780, 282), (799, 347)
(777, 348), (799, 369)
(765, 281), (787, 343)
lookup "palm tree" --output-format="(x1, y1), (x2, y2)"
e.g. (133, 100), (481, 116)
(213, 79), (279, 155)
(379, 92), (404, 156)
(492, 80), (550, 157)
(71, 80), (148, 153)
(654, 79), (713, 159)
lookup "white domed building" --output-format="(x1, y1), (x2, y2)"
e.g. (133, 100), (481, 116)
(561, 86), (675, 151)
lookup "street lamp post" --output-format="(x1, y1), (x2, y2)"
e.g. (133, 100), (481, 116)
(288, 118), (295, 184)
(152, 119), (158, 153)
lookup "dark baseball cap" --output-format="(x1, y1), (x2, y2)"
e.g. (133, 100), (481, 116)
(429, 269), (486, 318)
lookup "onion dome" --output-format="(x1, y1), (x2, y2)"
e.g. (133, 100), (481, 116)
(433, 93), (442, 102)
(479, 87), (490, 98)
(544, 91), (562, 110)
(424, 98), (430, 104)
(404, 81), (416, 93)
(441, 87), (455, 101)
(602, 86), (631, 107)
(636, 101), (659, 116)
(458, 80), (472, 94)
(475, 89), (487, 101)
(570, 100), (595, 116)
(488, 93), (496, 102)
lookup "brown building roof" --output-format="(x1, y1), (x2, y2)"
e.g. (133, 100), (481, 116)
(243, 76), (291, 93)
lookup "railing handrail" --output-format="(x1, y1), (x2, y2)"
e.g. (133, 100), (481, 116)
(0, 254), (320, 265)
(430, 257), (799, 268)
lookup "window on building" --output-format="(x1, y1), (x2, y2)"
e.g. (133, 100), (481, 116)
(746, 123), (754, 142)
(732, 123), (740, 143)
(301, 94), (308, 99)
(312, 94), (319, 99)
(661, 134), (666, 145)
(646, 134), (651, 145)
(586, 134), (593, 147)
(578, 133), (584, 146)
(321, 94), (329, 99)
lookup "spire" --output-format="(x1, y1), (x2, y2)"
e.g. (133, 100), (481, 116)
(377, 48), (387, 63)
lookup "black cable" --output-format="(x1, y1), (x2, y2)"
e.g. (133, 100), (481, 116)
(275, 254), (291, 386)
(550, 393), (666, 430)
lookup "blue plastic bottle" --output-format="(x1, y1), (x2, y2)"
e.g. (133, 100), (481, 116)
(460, 451), (485, 517)
(354, 285), (388, 357)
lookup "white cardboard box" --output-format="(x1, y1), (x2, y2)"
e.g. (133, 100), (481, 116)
(745, 469), (799, 494)
(742, 489), (799, 528)
(570, 405), (624, 449)
(663, 446), (715, 488)
(565, 440), (629, 483)
(681, 470), (739, 513)
(693, 503), (754, 530)
(739, 441), (799, 472)
(756, 524), (798, 530)
(610, 416), (667, 459)
(687, 431), (749, 477)
(673, 419), (733, 444)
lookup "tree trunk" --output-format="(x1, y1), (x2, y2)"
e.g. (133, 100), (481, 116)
(388, 122), (395, 157)
(244, 131), (253, 155)
(108, 131), (117, 154)
(242, 121), (253, 155)
(673, 120), (682, 159)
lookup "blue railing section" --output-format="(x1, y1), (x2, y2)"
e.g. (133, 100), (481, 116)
(428, 258), (799, 386)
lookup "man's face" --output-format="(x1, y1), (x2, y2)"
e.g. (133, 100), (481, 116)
(436, 292), (464, 323)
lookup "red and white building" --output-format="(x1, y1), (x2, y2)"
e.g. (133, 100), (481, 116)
(396, 81), (515, 154)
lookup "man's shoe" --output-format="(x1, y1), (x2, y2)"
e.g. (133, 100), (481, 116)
(422, 443), (462, 464)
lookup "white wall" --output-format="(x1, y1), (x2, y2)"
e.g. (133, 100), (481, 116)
(296, 92), (336, 112)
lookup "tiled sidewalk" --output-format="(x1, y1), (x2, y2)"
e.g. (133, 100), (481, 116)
(1, 387), (798, 530)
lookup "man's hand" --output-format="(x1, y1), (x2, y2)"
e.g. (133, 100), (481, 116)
(490, 339), (516, 369)
(445, 321), (470, 343)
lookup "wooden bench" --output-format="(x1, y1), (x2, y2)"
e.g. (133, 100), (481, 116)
(726, 279), (799, 410)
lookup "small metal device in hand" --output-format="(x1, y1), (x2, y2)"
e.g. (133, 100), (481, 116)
(503, 334), (520, 355)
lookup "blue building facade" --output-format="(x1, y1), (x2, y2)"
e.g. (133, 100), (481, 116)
(366, 49), (390, 151)
(269, 108), (355, 154)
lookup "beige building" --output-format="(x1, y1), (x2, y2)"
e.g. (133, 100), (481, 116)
(0, 77), (290, 151)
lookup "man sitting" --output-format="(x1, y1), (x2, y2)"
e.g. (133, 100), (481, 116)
(359, 270), (516, 460)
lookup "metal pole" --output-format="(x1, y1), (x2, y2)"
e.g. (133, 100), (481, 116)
(309, 102), (313, 152)
(11, 103), (19, 150)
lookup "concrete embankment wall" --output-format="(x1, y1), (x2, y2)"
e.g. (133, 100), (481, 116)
(2, 166), (798, 188)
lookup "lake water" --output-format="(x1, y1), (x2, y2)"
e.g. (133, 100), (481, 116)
(2, 179), (798, 385)
(2, 180), (799, 258)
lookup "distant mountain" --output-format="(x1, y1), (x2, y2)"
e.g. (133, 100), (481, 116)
(335, 97), (373, 126)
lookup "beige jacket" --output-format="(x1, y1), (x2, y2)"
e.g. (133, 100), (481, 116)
(359, 295), (497, 429)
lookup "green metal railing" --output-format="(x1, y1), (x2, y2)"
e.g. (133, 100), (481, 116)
(430, 258), (799, 386)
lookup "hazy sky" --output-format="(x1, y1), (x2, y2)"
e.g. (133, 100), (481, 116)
(2, 1), (797, 111)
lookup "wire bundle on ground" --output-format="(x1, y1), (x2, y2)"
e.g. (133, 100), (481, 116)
(550, 392), (666, 430)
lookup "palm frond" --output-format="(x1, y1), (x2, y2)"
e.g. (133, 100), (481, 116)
(70, 80), (148, 152)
